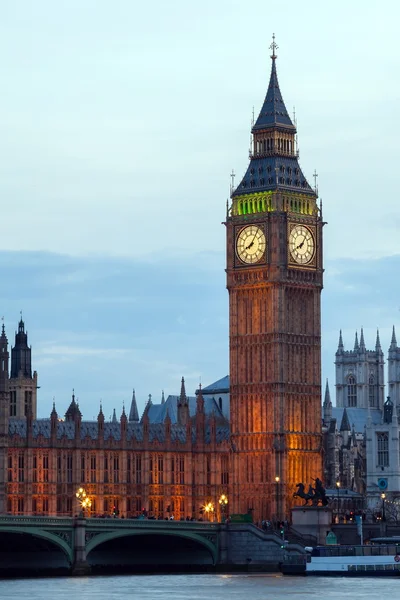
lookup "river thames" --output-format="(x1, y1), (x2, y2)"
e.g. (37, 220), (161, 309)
(0, 574), (397, 599)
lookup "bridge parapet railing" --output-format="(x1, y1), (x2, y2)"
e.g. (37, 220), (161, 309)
(0, 516), (73, 526)
(88, 518), (220, 530)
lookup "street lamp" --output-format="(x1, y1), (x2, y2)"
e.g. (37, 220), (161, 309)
(219, 494), (228, 522)
(275, 476), (280, 522)
(204, 501), (214, 522)
(76, 487), (92, 516)
(381, 493), (386, 522)
(336, 480), (341, 523)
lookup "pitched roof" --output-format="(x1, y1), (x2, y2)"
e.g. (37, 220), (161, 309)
(252, 56), (295, 131)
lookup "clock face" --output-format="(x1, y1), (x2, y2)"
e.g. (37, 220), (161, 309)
(289, 224), (315, 265)
(236, 225), (266, 264)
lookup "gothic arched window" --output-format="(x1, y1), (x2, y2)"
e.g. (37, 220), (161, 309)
(347, 375), (357, 407)
(377, 432), (389, 467)
(369, 375), (376, 408)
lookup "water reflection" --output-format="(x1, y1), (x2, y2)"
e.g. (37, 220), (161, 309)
(0, 574), (399, 600)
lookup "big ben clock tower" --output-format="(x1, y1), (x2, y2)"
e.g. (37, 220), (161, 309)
(226, 37), (323, 520)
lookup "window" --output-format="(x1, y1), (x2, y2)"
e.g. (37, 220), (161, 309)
(24, 391), (32, 416)
(7, 455), (12, 482)
(113, 456), (119, 483)
(10, 391), (16, 417)
(218, 397), (223, 412)
(206, 456), (211, 485)
(66, 497), (72, 515)
(81, 454), (85, 483)
(17, 497), (24, 514)
(18, 453), (24, 482)
(149, 456), (154, 484)
(57, 454), (62, 483)
(171, 456), (175, 484)
(33, 455), (37, 483)
(347, 375), (357, 407)
(377, 433), (389, 467)
(179, 457), (185, 484)
(158, 455), (164, 484)
(104, 456), (109, 483)
(90, 455), (96, 483)
(369, 375), (376, 407)
(221, 455), (229, 485)
(127, 455), (132, 483)
(67, 454), (73, 483)
(43, 455), (49, 483)
(43, 497), (49, 513)
(32, 498), (38, 514)
(135, 455), (142, 484)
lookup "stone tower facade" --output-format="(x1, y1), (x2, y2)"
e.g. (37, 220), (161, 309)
(335, 329), (384, 409)
(226, 40), (323, 519)
(9, 318), (38, 419)
(0, 325), (9, 514)
(388, 326), (400, 409)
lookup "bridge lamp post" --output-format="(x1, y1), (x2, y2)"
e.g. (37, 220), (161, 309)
(381, 493), (386, 522)
(219, 494), (228, 522)
(204, 501), (214, 522)
(336, 480), (341, 523)
(275, 476), (280, 522)
(76, 487), (91, 517)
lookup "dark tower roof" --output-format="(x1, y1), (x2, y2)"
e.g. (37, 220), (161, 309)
(11, 317), (32, 378)
(252, 36), (294, 132)
(232, 36), (315, 200)
(65, 390), (81, 421)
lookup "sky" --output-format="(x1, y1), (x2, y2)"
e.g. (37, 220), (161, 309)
(0, 0), (400, 418)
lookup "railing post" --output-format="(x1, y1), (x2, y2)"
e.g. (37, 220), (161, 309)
(72, 515), (91, 576)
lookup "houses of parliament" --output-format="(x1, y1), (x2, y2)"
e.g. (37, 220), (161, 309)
(0, 42), (324, 521)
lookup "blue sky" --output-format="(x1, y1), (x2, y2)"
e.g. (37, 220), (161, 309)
(1, 1), (399, 417)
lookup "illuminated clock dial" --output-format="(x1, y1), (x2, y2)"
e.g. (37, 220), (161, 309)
(289, 224), (315, 265)
(236, 225), (266, 264)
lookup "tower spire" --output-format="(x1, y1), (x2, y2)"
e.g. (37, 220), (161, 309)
(323, 379), (331, 406)
(359, 327), (366, 351)
(375, 328), (382, 351)
(390, 325), (397, 349)
(354, 331), (359, 351)
(337, 330), (344, 353)
(128, 388), (139, 422)
(179, 376), (187, 405)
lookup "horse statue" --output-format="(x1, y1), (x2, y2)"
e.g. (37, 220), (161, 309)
(293, 482), (314, 505)
(293, 479), (330, 507)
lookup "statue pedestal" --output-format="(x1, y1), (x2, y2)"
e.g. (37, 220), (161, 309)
(291, 506), (333, 545)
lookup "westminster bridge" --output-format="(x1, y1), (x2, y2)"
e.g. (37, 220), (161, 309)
(0, 515), (300, 575)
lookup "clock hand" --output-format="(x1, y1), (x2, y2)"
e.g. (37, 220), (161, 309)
(295, 237), (305, 250)
(245, 230), (259, 250)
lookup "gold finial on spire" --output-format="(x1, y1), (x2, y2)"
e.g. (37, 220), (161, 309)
(270, 33), (278, 60)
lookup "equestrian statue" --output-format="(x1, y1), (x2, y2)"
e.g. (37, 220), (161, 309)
(293, 478), (330, 507)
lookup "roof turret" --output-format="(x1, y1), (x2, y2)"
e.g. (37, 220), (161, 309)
(129, 388), (139, 422)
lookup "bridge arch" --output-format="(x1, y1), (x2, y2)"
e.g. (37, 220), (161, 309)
(0, 526), (73, 563)
(86, 529), (218, 565)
